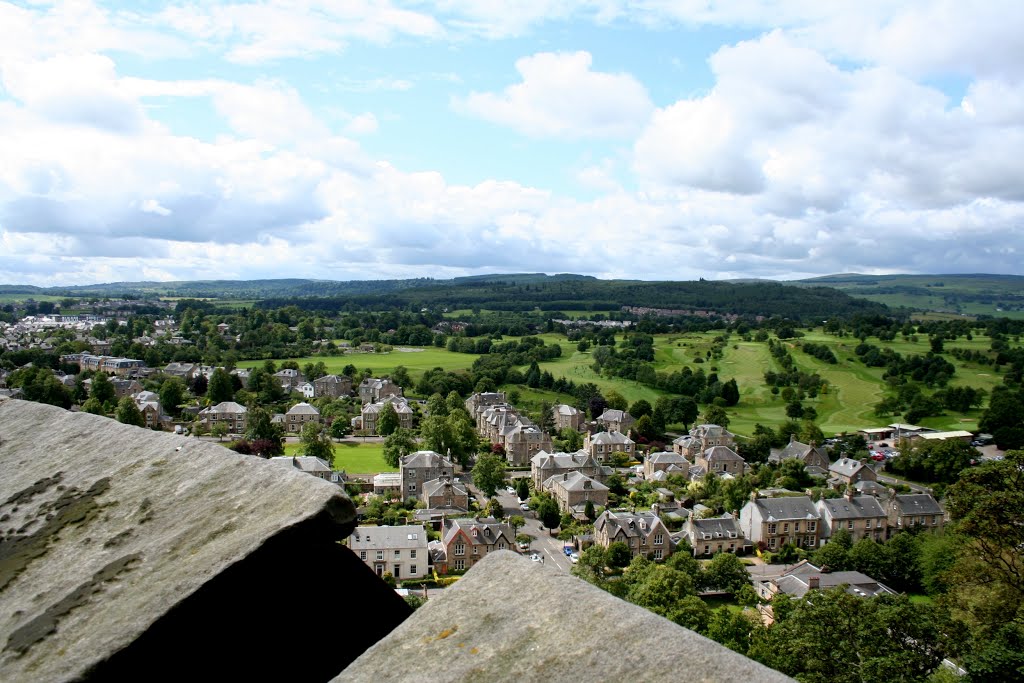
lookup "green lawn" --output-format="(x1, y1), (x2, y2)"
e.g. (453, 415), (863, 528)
(283, 441), (395, 473)
(238, 346), (481, 385)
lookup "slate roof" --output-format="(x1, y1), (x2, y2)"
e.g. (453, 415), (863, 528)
(768, 439), (828, 464)
(598, 409), (632, 423)
(286, 402), (320, 416)
(594, 510), (664, 540)
(556, 404), (580, 416)
(689, 516), (744, 541)
(754, 496), (821, 522)
(703, 445), (745, 462)
(892, 493), (944, 516)
(818, 495), (886, 520)
(773, 561), (896, 599)
(0, 398), (357, 681)
(401, 450), (454, 469)
(544, 471), (609, 493)
(422, 477), (468, 499)
(589, 430), (634, 446)
(829, 457), (867, 477)
(531, 450), (595, 469)
(269, 455), (333, 474)
(349, 525), (428, 551)
(442, 517), (514, 547)
(648, 451), (688, 465)
(201, 401), (247, 415)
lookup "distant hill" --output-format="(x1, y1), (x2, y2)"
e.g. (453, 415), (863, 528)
(792, 273), (1024, 319)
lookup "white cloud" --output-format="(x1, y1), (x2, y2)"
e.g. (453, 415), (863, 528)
(454, 51), (653, 139)
(345, 113), (379, 135)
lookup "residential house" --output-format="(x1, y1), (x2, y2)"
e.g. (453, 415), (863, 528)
(274, 368), (305, 393)
(110, 378), (144, 399)
(644, 451), (689, 479)
(268, 456), (341, 484)
(828, 458), (878, 489)
(359, 378), (403, 404)
(464, 392), (507, 418)
(695, 446), (746, 477)
(503, 423), (554, 466)
(163, 362), (199, 380)
(530, 450), (612, 489)
(400, 450), (455, 498)
(757, 560), (896, 624)
(740, 495), (822, 551)
(297, 382), (315, 399)
(583, 430), (635, 463)
(596, 409), (635, 434)
(313, 374), (352, 399)
(543, 471), (609, 518)
(673, 423), (736, 460)
(349, 524), (429, 581)
(816, 491), (887, 542)
(552, 404), (585, 431)
(285, 402), (321, 433)
(133, 390), (162, 429)
(594, 510), (673, 561)
(198, 401), (247, 433)
(433, 517), (517, 573)
(768, 436), (831, 470)
(886, 493), (945, 538)
(360, 395), (414, 434)
(683, 514), (747, 557)
(421, 476), (470, 512)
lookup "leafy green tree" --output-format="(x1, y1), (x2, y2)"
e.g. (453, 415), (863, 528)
(90, 372), (116, 406)
(508, 515), (525, 536)
(472, 452), (506, 497)
(244, 405), (284, 457)
(630, 399), (653, 419)
(81, 396), (105, 415)
(515, 477), (530, 502)
(115, 396), (145, 427)
(604, 390), (628, 412)
(207, 367), (234, 404)
(572, 545), (609, 586)
(584, 499), (596, 522)
(329, 419), (350, 440)
(210, 422), (228, 441)
(383, 428), (417, 468)
(701, 552), (751, 593)
(720, 379), (740, 407)
(159, 377), (186, 416)
(376, 402), (400, 436)
(813, 529), (852, 570)
(299, 421), (335, 467)
(537, 496), (561, 530)
(702, 405), (729, 429)
(606, 541), (632, 569)
(631, 414), (659, 441)
(425, 393), (448, 418)
(390, 365), (412, 389)
(558, 427), (583, 451)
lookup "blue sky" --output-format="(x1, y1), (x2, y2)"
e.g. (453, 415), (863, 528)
(1, 1), (1023, 286)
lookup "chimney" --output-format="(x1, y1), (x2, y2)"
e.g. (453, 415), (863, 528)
(789, 433), (796, 443)
(809, 576), (820, 590)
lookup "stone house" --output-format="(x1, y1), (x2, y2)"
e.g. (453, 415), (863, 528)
(543, 472), (609, 517)
(828, 458), (878, 489)
(673, 423), (736, 459)
(695, 446), (746, 476)
(349, 524), (429, 581)
(268, 456), (341, 483)
(644, 451), (689, 479)
(683, 514), (747, 557)
(361, 396), (414, 434)
(596, 409), (635, 434)
(400, 450), (455, 498)
(503, 423), (554, 466)
(531, 450), (611, 489)
(464, 392), (507, 418)
(768, 436), (831, 470)
(422, 476), (469, 512)
(433, 517), (517, 573)
(583, 430), (635, 463)
(273, 368), (305, 393)
(740, 495), (822, 551)
(359, 378), (403, 404)
(552, 403), (585, 431)
(886, 492), (945, 538)
(198, 401), (247, 433)
(815, 491), (887, 543)
(313, 374), (352, 399)
(285, 402), (321, 433)
(594, 510), (673, 561)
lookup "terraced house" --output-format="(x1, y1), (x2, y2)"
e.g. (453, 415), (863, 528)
(816, 491), (887, 542)
(431, 517), (517, 573)
(349, 524), (429, 580)
(740, 494), (822, 551)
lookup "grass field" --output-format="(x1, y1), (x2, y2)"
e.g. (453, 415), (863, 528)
(237, 346), (481, 383)
(283, 441), (394, 473)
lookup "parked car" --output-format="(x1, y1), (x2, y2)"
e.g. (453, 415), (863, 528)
(506, 486), (516, 494)
(531, 553), (542, 563)
(519, 503), (530, 511)
(570, 553), (579, 564)
(518, 541), (529, 551)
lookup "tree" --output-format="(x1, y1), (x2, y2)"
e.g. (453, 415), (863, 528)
(606, 541), (632, 569)
(159, 377), (186, 416)
(299, 421), (335, 467)
(329, 419), (350, 440)
(630, 399), (653, 419)
(631, 414), (659, 441)
(207, 367), (234, 404)
(472, 452), (506, 498)
(508, 515), (525, 536)
(487, 497), (503, 519)
(189, 373), (208, 397)
(244, 405), (284, 457)
(584, 499), (596, 522)
(701, 552), (751, 593)
(90, 372), (116, 406)
(81, 396), (105, 415)
(537, 496), (561, 530)
(721, 379), (740, 407)
(376, 402), (400, 436)
(383, 428), (416, 468)
(210, 422), (229, 441)
(390, 365), (412, 389)
(604, 390), (628, 411)
(515, 477), (530, 502)
(115, 396), (145, 428)
(702, 405), (729, 429)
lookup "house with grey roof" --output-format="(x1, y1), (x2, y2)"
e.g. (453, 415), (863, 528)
(583, 430), (635, 463)
(828, 457), (878, 489)
(530, 449), (611, 488)
(683, 514), (748, 557)
(269, 455), (341, 483)
(596, 408), (635, 433)
(740, 494), (822, 551)
(594, 510), (673, 561)
(769, 436), (831, 470)
(644, 450), (689, 479)
(349, 524), (430, 580)
(553, 403), (585, 431)
(285, 401), (321, 433)
(696, 445), (746, 476)
(422, 476), (470, 511)
(543, 471), (609, 518)
(816, 490), (887, 542)
(360, 395), (413, 434)
(464, 391), (507, 418)
(401, 450), (455, 498)
(313, 373), (352, 398)
(757, 560), (896, 624)
(887, 492), (945, 538)
(198, 401), (248, 433)
(359, 377), (403, 404)
(435, 517), (517, 573)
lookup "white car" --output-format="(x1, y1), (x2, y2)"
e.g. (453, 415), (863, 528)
(570, 553), (579, 564)
(506, 486), (516, 494)
(520, 502), (530, 511)
(531, 553), (542, 563)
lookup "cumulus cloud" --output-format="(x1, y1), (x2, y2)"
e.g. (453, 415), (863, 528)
(454, 51), (653, 139)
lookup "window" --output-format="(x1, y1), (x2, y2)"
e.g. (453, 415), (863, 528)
(847, 520), (854, 529)
(454, 559), (465, 571)
(411, 565), (417, 575)
(768, 524), (777, 534)
(795, 522), (801, 532)
(473, 545), (479, 555)
(359, 551), (366, 561)
(410, 549), (417, 559)
(653, 534), (664, 545)
(408, 484), (417, 492)
(932, 516), (939, 525)
(865, 520), (871, 528)
(498, 542), (506, 550)
(783, 523), (789, 533)
(769, 538), (777, 549)
(808, 521), (816, 532)
(454, 543), (465, 556)
(376, 550), (383, 560)
(704, 546), (710, 555)
(394, 550), (401, 559)
(654, 549), (663, 560)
